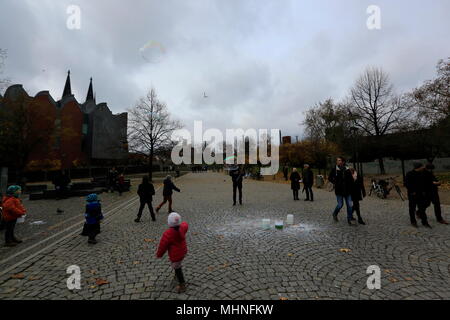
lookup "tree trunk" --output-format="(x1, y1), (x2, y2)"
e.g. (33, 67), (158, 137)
(148, 147), (154, 181)
(378, 157), (386, 175)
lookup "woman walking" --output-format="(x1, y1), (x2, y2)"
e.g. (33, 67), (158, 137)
(349, 168), (366, 225)
(290, 168), (301, 201)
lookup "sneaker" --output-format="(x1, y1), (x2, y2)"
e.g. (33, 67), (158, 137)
(358, 219), (366, 225)
(176, 283), (186, 293)
(134, 218), (140, 223)
(438, 219), (449, 225)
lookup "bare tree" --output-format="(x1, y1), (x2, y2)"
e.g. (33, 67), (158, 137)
(127, 88), (182, 180)
(0, 48), (11, 94)
(347, 67), (408, 174)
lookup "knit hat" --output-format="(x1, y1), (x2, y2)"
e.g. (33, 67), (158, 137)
(86, 193), (98, 202)
(6, 185), (21, 197)
(168, 212), (182, 227)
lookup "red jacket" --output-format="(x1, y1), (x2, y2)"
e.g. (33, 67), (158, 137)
(156, 222), (189, 262)
(1, 196), (26, 222)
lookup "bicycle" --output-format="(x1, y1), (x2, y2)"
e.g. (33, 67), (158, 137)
(369, 176), (405, 201)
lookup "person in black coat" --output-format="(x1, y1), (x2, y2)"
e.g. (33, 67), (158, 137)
(135, 176), (156, 222)
(290, 168), (301, 200)
(156, 176), (181, 213)
(405, 162), (431, 228)
(349, 168), (366, 225)
(302, 164), (314, 201)
(230, 165), (245, 205)
(424, 163), (448, 225)
(328, 157), (355, 225)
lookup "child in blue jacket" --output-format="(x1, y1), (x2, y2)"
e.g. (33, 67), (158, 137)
(81, 193), (104, 244)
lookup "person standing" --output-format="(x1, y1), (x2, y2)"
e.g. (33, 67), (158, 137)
(117, 173), (125, 196)
(156, 176), (181, 214)
(283, 166), (289, 181)
(135, 176), (156, 222)
(405, 162), (431, 228)
(2, 186), (26, 247)
(328, 157), (355, 225)
(82, 193), (104, 244)
(424, 163), (448, 225)
(290, 168), (301, 201)
(107, 167), (118, 193)
(349, 168), (366, 225)
(230, 165), (244, 205)
(302, 164), (314, 201)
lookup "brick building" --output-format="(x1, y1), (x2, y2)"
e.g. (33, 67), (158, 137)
(0, 71), (128, 171)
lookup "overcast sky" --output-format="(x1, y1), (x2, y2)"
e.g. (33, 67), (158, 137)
(1, 0), (449, 138)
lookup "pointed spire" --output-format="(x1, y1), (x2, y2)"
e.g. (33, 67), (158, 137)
(86, 77), (95, 103)
(62, 70), (72, 97)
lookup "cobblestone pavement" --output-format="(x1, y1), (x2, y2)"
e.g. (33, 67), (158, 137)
(0, 172), (449, 300)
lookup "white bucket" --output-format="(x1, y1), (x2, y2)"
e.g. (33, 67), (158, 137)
(262, 219), (271, 230)
(286, 214), (294, 225)
(17, 215), (26, 224)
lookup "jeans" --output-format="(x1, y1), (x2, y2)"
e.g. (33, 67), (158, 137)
(233, 182), (243, 204)
(333, 195), (353, 221)
(305, 185), (314, 200)
(408, 193), (429, 225)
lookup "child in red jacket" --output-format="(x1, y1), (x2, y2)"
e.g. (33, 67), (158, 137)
(2, 185), (27, 247)
(156, 212), (189, 293)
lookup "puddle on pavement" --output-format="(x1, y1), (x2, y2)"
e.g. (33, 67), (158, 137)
(213, 218), (322, 237)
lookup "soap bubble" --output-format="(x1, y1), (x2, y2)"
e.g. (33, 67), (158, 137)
(139, 41), (166, 63)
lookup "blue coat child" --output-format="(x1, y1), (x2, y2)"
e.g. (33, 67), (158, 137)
(81, 193), (104, 244)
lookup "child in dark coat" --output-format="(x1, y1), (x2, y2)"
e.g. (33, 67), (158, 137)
(156, 212), (189, 293)
(156, 176), (180, 213)
(82, 194), (104, 244)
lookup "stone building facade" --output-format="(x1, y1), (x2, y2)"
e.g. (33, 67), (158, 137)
(0, 71), (128, 170)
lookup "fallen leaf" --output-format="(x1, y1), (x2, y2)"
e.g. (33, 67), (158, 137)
(117, 261), (123, 264)
(11, 273), (25, 279)
(95, 279), (109, 286)
(384, 269), (392, 273)
(279, 297), (288, 301)
(89, 285), (97, 289)
(339, 248), (351, 253)
(217, 235), (224, 239)
(133, 261), (140, 265)
(28, 276), (41, 281)
(144, 238), (155, 243)
(221, 263), (230, 268)
(388, 277), (398, 283)
(207, 266), (215, 272)
(192, 232), (198, 236)
(404, 277), (413, 281)
(287, 253), (294, 257)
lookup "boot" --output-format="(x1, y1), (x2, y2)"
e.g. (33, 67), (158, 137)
(134, 217), (140, 223)
(176, 283), (186, 293)
(358, 218), (366, 225)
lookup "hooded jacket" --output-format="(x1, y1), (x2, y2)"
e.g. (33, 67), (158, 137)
(156, 222), (189, 262)
(162, 178), (180, 196)
(1, 196), (26, 222)
(328, 165), (354, 196)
